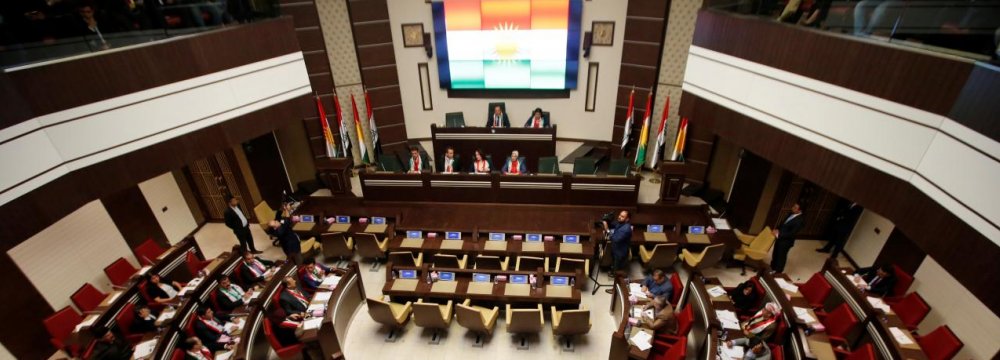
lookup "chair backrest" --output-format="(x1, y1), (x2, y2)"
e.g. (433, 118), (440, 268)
(186, 251), (207, 275)
(537, 156), (559, 174)
(650, 243), (679, 270)
(800, 272), (832, 306)
(572, 157), (597, 175)
(321, 232), (352, 258)
(366, 297), (400, 327)
(825, 303), (859, 339)
(445, 112), (466, 128)
(750, 276), (767, 309)
(918, 326), (963, 360)
(553, 308), (591, 336)
(892, 265), (914, 297)
(253, 201), (276, 230)
(44, 306), (82, 345)
(388, 251), (417, 267)
(669, 273), (682, 306)
(354, 233), (385, 258)
(770, 344), (784, 360)
(104, 257), (138, 287)
(773, 316), (788, 342)
(663, 336), (688, 360)
(893, 292), (930, 329)
(676, 305), (694, 336)
(432, 254), (461, 268)
(116, 302), (137, 337)
(507, 305), (543, 333)
(517, 256), (546, 271)
(71, 283), (107, 313)
(378, 154), (404, 172)
(608, 158), (629, 176)
(263, 317), (288, 351)
(455, 303), (489, 333)
(692, 244), (726, 269)
(749, 226), (776, 251)
(170, 349), (185, 360)
(557, 257), (586, 274)
(412, 302), (449, 329)
(135, 238), (166, 266)
(475, 255), (503, 270)
(845, 343), (876, 360)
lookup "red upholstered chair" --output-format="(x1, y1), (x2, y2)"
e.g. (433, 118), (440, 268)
(209, 291), (222, 312)
(798, 273), (832, 309)
(44, 306), (84, 356)
(71, 283), (107, 313)
(836, 343), (876, 360)
(104, 257), (138, 287)
(135, 238), (167, 266)
(80, 339), (97, 359)
(115, 302), (145, 343)
(186, 252), (212, 276)
(669, 273), (683, 306)
(770, 344), (784, 360)
(263, 318), (304, 359)
(750, 276), (767, 309)
(136, 280), (166, 312)
(916, 326), (963, 360)
(170, 349), (185, 360)
(772, 317), (788, 344)
(655, 305), (693, 343)
(649, 336), (686, 360)
(819, 303), (859, 347)
(891, 292), (930, 330)
(884, 265), (914, 302)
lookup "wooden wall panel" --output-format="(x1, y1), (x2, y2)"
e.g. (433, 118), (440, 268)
(348, 0), (407, 148)
(368, 86), (403, 111)
(357, 44), (398, 68)
(303, 51), (332, 74)
(373, 106), (406, 127)
(309, 73), (335, 93)
(621, 42), (663, 66)
(101, 185), (170, 250)
(0, 256), (51, 360)
(282, 4), (321, 28)
(623, 19), (668, 43)
(352, 22), (394, 45)
(362, 66), (400, 88)
(348, 0), (389, 22)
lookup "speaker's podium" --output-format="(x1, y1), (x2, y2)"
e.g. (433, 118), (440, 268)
(430, 124), (556, 168)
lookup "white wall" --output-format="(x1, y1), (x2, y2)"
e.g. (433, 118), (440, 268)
(387, 0), (628, 142)
(842, 209), (894, 266)
(911, 257), (1000, 360)
(0, 343), (13, 360)
(7, 200), (138, 310)
(139, 172), (198, 244)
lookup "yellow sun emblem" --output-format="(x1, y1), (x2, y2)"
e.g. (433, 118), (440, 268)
(491, 22), (520, 64)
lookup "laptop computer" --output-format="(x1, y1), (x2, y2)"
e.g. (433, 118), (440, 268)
(647, 224), (664, 233)
(526, 234), (542, 242)
(688, 226), (706, 235)
(406, 230), (422, 239)
(550, 276), (569, 286)
(510, 275), (528, 284)
(399, 270), (417, 279)
(335, 215), (350, 224)
(563, 235), (580, 244)
(438, 272), (455, 281)
(372, 217), (386, 224)
(472, 273), (491, 283)
(299, 215), (314, 223)
(446, 231), (462, 240)
(489, 233), (505, 241)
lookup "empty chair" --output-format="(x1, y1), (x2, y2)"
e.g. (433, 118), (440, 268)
(572, 157), (597, 175)
(366, 296), (413, 342)
(771, 344), (785, 360)
(378, 154), (404, 172)
(320, 232), (353, 262)
(263, 318), (305, 359)
(515, 256), (548, 271)
(657, 305), (693, 343)
(639, 243), (679, 271)
(44, 306), (83, 356)
(412, 299), (454, 344)
(506, 304), (544, 350)
(252, 201), (276, 232)
(185, 251), (212, 276)
(916, 326), (963, 360)
(608, 158), (629, 176)
(134, 238), (166, 266)
(300, 236), (322, 258)
(474, 255), (508, 271)
(680, 244), (726, 270)
(355, 233), (389, 271)
(555, 257), (589, 277)
(388, 251), (424, 267)
(104, 257), (138, 287)
(650, 335), (687, 360)
(537, 156), (559, 174)
(732, 226), (775, 275)
(550, 305), (591, 351)
(887, 265), (914, 301)
(818, 303), (859, 347)
(445, 112), (466, 128)
(836, 343), (876, 360)
(797, 273), (833, 308)
(71, 283), (107, 313)
(115, 302), (145, 343)
(432, 253), (468, 269)
(669, 273), (683, 306)
(890, 292), (930, 330)
(455, 299), (500, 347)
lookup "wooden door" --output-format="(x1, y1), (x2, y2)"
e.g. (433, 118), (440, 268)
(767, 173), (841, 240)
(183, 150), (254, 221)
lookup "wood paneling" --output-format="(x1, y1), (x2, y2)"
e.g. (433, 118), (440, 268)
(309, 73), (335, 93)
(621, 42), (663, 66)
(681, 91), (1000, 316)
(347, 0), (407, 148)
(623, 18), (667, 43)
(352, 22), (394, 45)
(874, 229), (926, 276)
(949, 64), (1000, 143)
(101, 185), (169, 250)
(361, 65), (400, 88)
(348, 0), (389, 23)
(374, 124), (407, 144)
(303, 51), (332, 74)
(243, 133), (291, 208)
(357, 44), (398, 68)
(368, 86), (402, 109)
(613, 1), (671, 158)
(281, 4), (321, 29)
(297, 29), (327, 52)
(727, 151), (772, 231)
(0, 255), (51, 360)
(373, 106), (405, 127)
(618, 66), (659, 90)
(627, 0), (671, 16)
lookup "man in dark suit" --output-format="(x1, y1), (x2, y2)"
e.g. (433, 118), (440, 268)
(501, 150), (528, 175)
(267, 219), (302, 264)
(436, 146), (462, 173)
(858, 264), (897, 297)
(818, 201), (863, 258)
(406, 146), (431, 174)
(192, 307), (233, 352)
(215, 276), (251, 312)
(523, 108), (550, 128)
(239, 252), (275, 286)
(603, 210), (633, 293)
(770, 203), (804, 273)
(90, 329), (133, 360)
(223, 195), (261, 254)
(486, 105), (510, 128)
(279, 277), (309, 317)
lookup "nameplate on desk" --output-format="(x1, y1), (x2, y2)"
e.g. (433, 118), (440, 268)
(644, 232), (668, 242)
(400, 238), (424, 248)
(521, 242), (544, 252)
(545, 285), (572, 298)
(685, 234), (711, 244)
(559, 243), (583, 253)
(431, 281), (458, 293)
(467, 282), (494, 295)
(390, 279), (419, 292)
(505, 283), (531, 296)
(440, 240), (464, 250)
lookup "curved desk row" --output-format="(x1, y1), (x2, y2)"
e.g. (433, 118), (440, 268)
(386, 227), (597, 260)
(757, 272), (837, 360)
(384, 265), (582, 307)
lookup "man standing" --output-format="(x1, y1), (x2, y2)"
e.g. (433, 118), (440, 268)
(817, 201), (862, 258)
(268, 219), (302, 265)
(224, 195), (260, 254)
(436, 146), (461, 173)
(486, 105), (510, 128)
(770, 203), (804, 273)
(604, 210), (632, 293)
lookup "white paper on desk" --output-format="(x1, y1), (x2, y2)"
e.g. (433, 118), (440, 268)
(307, 303), (326, 313)
(889, 327), (915, 345)
(224, 321), (241, 334)
(105, 291), (121, 304)
(643, 309), (655, 319)
(158, 309), (176, 323)
(775, 278), (800, 293)
(249, 291), (261, 300)
(849, 274), (868, 287)
(707, 286), (728, 298)
(867, 296), (892, 313)
(303, 317), (324, 331)
(712, 218), (732, 230)
(133, 339), (157, 359)
(632, 308), (643, 318)
(793, 306), (816, 323)
(312, 291), (333, 303)
(716, 310), (741, 330)
(720, 344), (744, 359)
(74, 314), (99, 332)
(137, 266), (152, 276)
(628, 283), (645, 296)
(321, 275), (342, 287)
(630, 330), (653, 351)
(215, 351), (235, 360)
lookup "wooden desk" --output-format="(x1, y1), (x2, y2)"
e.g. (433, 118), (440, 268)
(298, 262), (366, 359)
(822, 261), (928, 360)
(430, 123), (556, 169)
(382, 265), (582, 306)
(758, 272), (837, 360)
(610, 277), (651, 360)
(386, 228), (594, 261)
(230, 263), (298, 360)
(290, 218), (395, 239)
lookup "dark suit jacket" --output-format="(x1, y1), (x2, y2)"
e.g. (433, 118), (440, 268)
(486, 113), (510, 128)
(223, 206), (250, 232)
(406, 155), (432, 173)
(776, 213), (804, 241)
(193, 315), (231, 352)
(91, 338), (133, 360)
(523, 116), (550, 128)
(436, 155), (462, 173)
(271, 221), (300, 254)
(501, 156), (528, 174)
(280, 289), (309, 315)
(831, 203), (863, 236)
(215, 286), (245, 312)
(859, 268), (897, 297)
(239, 257), (274, 285)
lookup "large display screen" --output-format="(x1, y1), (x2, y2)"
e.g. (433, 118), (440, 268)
(431, 0), (582, 90)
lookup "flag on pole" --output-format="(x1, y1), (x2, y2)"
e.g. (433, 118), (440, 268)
(652, 95), (670, 169)
(634, 92), (653, 168)
(670, 117), (689, 161)
(350, 94), (370, 164)
(334, 92), (351, 158)
(620, 89), (635, 151)
(316, 95), (337, 158)
(364, 89), (380, 163)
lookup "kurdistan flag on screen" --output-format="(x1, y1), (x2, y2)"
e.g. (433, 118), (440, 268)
(441, 0), (573, 89)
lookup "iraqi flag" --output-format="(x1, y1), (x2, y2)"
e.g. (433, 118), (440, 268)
(364, 89), (380, 163)
(620, 89), (635, 151)
(651, 95), (670, 168)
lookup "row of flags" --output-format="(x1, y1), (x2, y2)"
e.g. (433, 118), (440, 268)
(619, 89), (688, 169)
(315, 89), (381, 164)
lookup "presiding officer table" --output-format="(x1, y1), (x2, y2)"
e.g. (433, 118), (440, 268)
(430, 124), (556, 168)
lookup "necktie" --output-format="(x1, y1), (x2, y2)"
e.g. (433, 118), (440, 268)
(495, 115), (500, 127)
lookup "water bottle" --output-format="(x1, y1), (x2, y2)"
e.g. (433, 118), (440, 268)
(570, 277), (575, 287)
(425, 272), (432, 284)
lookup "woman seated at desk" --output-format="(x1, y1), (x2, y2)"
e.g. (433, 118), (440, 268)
(145, 274), (183, 304)
(740, 302), (780, 341)
(635, 296), (678, 335)
(730, 280), (761, 318)
(470, 149), (491, 174)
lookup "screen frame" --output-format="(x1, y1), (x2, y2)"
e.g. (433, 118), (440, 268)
(446, 231), (462, 240)
(399, 270), (418, 279)
(550, 276), (569, 286)
(510, 274), (528, 284)
(473, 273), (491, 282)
(489, 232), (506, 241)
(406, 230), (423, 239)
(563, 235), (580, 244)
(647, 224), (664, 233)
(336, 215), (350, 224)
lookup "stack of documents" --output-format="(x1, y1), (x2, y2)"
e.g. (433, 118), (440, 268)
(720, 344), (744, 360)
(628, 283), (647, 299)
(303, 318), (324, 331)
(867, 296), (892, 313)
(215, 351), (235, 360)
(630, 330), (653, 351)
(133, 339), (158, 359)
(793, 307), (816, 323)
(775, 278), (799, 293)
(321, 275), (341, 289)
(707, 285), (728, 298)
(712, 218), (732, 230)
(312, 291), (333, 304)
(716, 310), (741, 330)
(889, 327), (915, 345)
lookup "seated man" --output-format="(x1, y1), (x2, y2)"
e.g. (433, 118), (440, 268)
(640, 269), (673, 300)
(90, 329), (133, 360)
(279, 277), (310, 317)
(635, 296), (677, 335)
(523, 107), (550, 128)
(741, 302), (780, 341)
(145, 274), (182, 304)
(181, 337), (213, 360)
(300, 258), (332, 295)
(486, 105), (510, 128)
(725, 337), (772, 360)
(192, 307), (235, 353)
(406, 146), (431, 174)
(436, 146), (461, 173)
(131, 305), (158, 334)
(239, 252), (275, 286)
(857, 263), (897, 297)
(501, 150), (527, 175)
(269, 311), (302, 346)
(216, 275), (253, 312)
